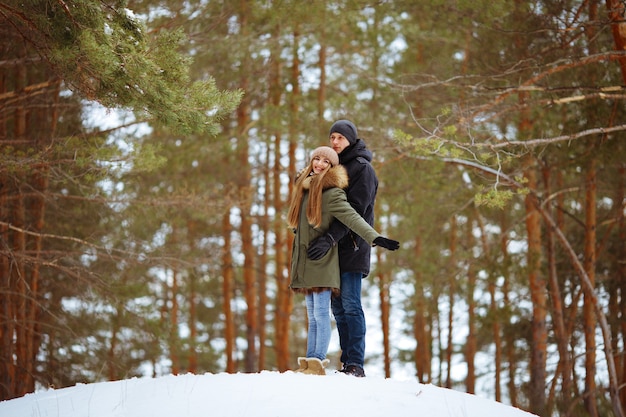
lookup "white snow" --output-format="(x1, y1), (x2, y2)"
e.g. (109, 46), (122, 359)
(0, 371), (537, 417)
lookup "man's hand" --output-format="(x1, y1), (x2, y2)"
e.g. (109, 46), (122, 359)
(307, 234), (336, 260)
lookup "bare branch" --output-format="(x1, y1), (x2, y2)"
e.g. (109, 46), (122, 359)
(485, 124), (626, 149)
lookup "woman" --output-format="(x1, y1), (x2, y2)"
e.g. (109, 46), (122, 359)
(286, 146), (399, 375)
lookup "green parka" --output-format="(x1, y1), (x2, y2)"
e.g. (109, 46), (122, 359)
(290, 165), (381, 293)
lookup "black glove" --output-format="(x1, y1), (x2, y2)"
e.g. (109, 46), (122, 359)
(373, 236), (400, 251)
(307, 234), (336, 260)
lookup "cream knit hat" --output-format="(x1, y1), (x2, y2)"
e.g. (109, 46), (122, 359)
(310, 146), (339, 167)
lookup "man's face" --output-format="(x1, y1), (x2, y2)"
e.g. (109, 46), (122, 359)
(329, 133), (350, 154)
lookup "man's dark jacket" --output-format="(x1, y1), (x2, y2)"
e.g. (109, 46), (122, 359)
(326, 139), (378, 277)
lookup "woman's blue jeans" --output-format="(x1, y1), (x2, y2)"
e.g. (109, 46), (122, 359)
(331, 272), (365, 367)
(305, 290), (332, 360)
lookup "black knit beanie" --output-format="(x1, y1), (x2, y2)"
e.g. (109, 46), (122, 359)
(329, 120), (358, 145)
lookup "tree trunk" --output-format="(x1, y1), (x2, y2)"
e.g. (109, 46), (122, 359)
(283, 26), (301, 368)
(377, 252), (391, 378)
(615, 163), (626, 409)
(474, 207), (501, 399)
(583, 4), (600, 411)
(221, 209), (235, 373)
(170, 266), (180, 375)
(465, 213), (479, 394)
(465, 262), (476, 394)
(489, 272), (502, 402)
(497, 210), (518, 407)
(615, 162), (626, 412)
(241, 192), (257, 373)
(413, 236), (430, 383)
(541, 163), (573, 413)
(0, 183), (11, 400)
(108, 310), (120, 380)
(445, 215), (456, 389)
(236, 1), (258, 373)
(13, 185), (27, 396)
(188, 270), (198, 374)
(258, 144), (270, 371)
(583, 156), (599, 417)
(272, 133), (290, 371)
(481, 210), (505, 402)
(268, 23), (290, 371)
(524, 157), (548, 416)
(11, 44), (31, 398)
(606, 0), (626, 83)
(317, 23), (326, 127)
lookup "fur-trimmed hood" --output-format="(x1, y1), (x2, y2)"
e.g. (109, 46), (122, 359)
(302, 164), (349, 191)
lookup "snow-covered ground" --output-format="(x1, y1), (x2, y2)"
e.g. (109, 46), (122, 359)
(0, 371), (537, 417)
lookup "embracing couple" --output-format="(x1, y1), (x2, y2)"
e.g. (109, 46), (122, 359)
(287, 120), (399, 377)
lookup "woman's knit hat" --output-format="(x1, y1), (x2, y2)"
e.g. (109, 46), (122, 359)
(310, 146), (339, 167)
(329, 119), (358, 145)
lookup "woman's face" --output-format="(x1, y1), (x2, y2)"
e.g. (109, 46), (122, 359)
(312, 155), (332, 174)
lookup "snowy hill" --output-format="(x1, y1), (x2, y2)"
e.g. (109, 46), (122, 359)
(0, 371), (537, 417)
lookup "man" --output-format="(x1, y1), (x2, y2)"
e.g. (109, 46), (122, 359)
(307, 119), (379, 377)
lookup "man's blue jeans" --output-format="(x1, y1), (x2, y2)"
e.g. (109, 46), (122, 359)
(305, 290), (332, 360)
(331, 272), (365, 367)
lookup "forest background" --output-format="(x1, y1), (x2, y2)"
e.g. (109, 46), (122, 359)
(1, 1), (625, 417)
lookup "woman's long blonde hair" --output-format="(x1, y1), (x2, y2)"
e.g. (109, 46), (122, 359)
(286, 162), (332, 229)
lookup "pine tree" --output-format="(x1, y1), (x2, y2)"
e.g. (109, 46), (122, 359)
(0, 0), (239, 400)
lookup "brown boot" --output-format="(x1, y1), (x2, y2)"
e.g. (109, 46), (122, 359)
(302, 358), (329, 375)
(294, 357), (308, 373)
